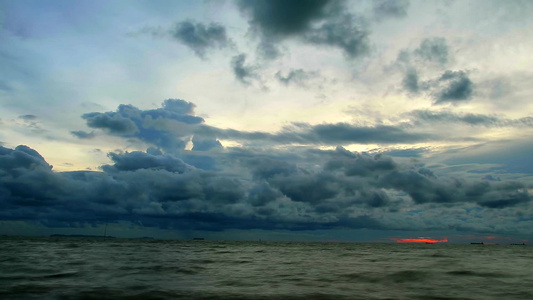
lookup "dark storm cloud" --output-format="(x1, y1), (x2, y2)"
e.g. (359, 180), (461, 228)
(237, 0), (370, 59)
(433, 70), (474, 104)
(231, 53), (258, 85)
(237, 0), (332, 38)
(170, 21), (230, 58)
(0, 145), (531, 233)
(325, 147), (397, 177)
(373, 0), (410, 20)
(103, 151), (188, 173)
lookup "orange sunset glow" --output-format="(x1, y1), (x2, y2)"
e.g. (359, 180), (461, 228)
(391, 237), (449, 243)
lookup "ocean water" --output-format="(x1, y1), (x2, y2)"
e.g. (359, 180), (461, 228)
(0, 237), (531, 300)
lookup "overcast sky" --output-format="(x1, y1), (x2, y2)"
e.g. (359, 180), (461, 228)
(1, 0), (532, 243)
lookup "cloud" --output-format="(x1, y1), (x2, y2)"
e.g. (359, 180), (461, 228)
(393, 37), (450, 70)
(306, 123), (431, 144)
(275, 69), (319, 87)
(237, 0), (332, 38)
(407, 110), (533, 127)
(191, 136), (223, 151)
(400, 69), (474, 105)
(70, 130), (95, 139)
(170, 21), (231, 58)
(0, 144), (531, 234)
(433, 70), (474, 104)
(402, 68), (420, 93)
(373, 0), (410, 20)
(196, 121), (433, 146)
(19, 114), (37, 121)
(82, 112), (139, 135)
(414, 37), (449, 65)
(231, 53), (258, 85)
(79, 99), (439, 151)
(79, 99), (204, 152)
(237, 0), (370, 59)
(303, 13), (370, 59)
(103, 151), (188, 173)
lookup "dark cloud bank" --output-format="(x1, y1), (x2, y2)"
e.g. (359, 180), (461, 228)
(2, 99), (531, 234)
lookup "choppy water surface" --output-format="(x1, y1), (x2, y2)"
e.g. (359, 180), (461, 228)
(0, 237), (531, 299)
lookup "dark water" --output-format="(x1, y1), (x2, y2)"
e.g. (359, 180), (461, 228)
(0, 237), (532, 299)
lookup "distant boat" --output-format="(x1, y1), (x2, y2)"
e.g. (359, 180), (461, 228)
(470, 242), (484, 245)
(510, 243), (526, 246)
(192, 238), (205, 241)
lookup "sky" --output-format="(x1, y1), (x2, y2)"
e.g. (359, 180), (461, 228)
(1, 0), (532, 243)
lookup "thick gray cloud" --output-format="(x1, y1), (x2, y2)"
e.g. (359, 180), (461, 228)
(237, 0), (370, 59)
(237, 0), (333, 38)
(82, 112), (139, 135)
(170, 21), (230, 58)
(373, 0), (410, 20)
(0, 144), (530, 234)
(434, 70), (474, 104)
(103, 151), (188, 173)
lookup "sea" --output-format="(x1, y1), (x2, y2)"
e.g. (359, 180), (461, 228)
(0, 236), (531, 300)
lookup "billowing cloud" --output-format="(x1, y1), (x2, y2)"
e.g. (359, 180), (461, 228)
(170, 21), (230, 58)
(78, 99), (204, 152)
(1, 144), (529, 234)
